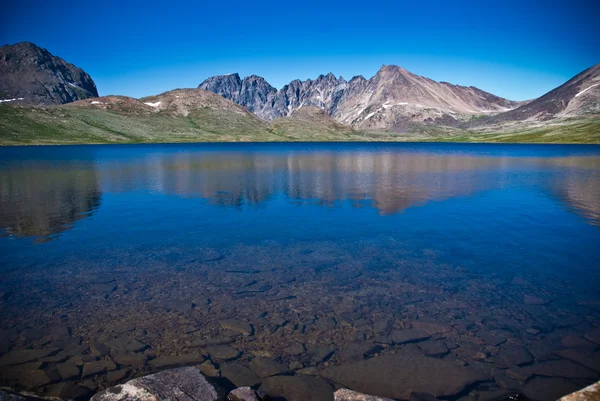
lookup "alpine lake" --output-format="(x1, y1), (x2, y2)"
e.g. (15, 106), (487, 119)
(1, 142), (599, 401)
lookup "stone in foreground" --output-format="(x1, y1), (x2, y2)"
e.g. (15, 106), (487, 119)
(90, 367), (217, 401)
(227, 387), (267, 401)
(320, 353), (486, 399)
(335, 388), (394, 401)
(558, 380), (600, 401)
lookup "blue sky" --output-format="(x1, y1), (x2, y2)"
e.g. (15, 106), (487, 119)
(2, 0), (598, 101)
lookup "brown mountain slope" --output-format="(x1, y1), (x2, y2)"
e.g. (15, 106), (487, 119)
(64, 96), (156, 114)
(478, 63), (600, 125)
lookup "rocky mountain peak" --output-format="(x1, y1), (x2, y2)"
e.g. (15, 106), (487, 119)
(0, 42), (98, 105)
(199, 64), (524, 131)
(197, 73), (242, 102)
(378, 64), (411, 75)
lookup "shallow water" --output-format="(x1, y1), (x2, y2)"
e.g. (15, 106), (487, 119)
(1, 143), (599, 400)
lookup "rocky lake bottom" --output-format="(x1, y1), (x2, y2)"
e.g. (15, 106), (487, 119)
(0, 143), (599, 400)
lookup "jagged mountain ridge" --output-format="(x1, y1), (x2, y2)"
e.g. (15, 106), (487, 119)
(199, 65), (523, 130)
(0, 42), (98, 106)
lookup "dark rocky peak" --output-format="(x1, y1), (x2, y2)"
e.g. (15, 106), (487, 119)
(239, 75), (277, 113)
(241, 75), (276, 91)
(197, 73), (242, 102)
(0, 42), (98, 105)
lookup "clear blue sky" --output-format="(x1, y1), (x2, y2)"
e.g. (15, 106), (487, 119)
(2, 0), (598, 101)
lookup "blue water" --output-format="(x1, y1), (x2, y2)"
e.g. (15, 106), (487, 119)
(0, 142), (599, 399)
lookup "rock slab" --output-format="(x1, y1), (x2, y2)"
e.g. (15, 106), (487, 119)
(259, 375), (333, 401)
(320, 352), (486, 399)
(90, 367), (218, 401)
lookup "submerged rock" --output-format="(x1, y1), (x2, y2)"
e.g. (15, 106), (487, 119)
(112, 353), (147, 368)
(259, 375), (334, 401)
(249, 357), (291, 378)
(531, 360), (598, 379)
(220, 363), (262, 387)
(106, 337), (147, 353)
(218, 319), (253, 336)
(90, 367), (218, 401)
(523, 377), (580, 401)
(0, 348), (58, 366)
(554, 349), (600, 373)
(390, 329), (430, 344)
(283, 343), (306, 356)
(56, 362), (80, 380)
(205, 345), (241, 361)
(523, 294), (550, 305)
(497, 345), (533, 367)
(320, 352), (486, 399)
(17, 370), (52, 389)
(90, 343), (110, 357)
(417, 341), (449, 358)
(148, 353), (206, 369)
(82, 360), (117, 377)
(0, 389), (58, 400)
(411, 322), (452, 335)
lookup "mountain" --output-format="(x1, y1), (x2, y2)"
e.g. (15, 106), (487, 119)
(0, 42), (98, 106)
(198, 65), (522, 131)
(198, 73), (278, 115)
(478, 63), (600, 125)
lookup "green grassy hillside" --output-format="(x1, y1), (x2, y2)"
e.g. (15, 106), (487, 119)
(1, 102), (599, 145)
(435, 118), (600, 144)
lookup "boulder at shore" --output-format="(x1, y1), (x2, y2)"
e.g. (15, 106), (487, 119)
(334, 388), (395, 401)
(90, 367), (218, 401)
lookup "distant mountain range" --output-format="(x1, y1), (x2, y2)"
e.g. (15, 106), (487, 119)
(198, 64), (600, 131)
(198, 67), (524, 129)
(0, 42), (598, 144)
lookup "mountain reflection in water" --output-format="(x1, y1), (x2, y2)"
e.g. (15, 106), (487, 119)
(1, 145), (599, 241)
